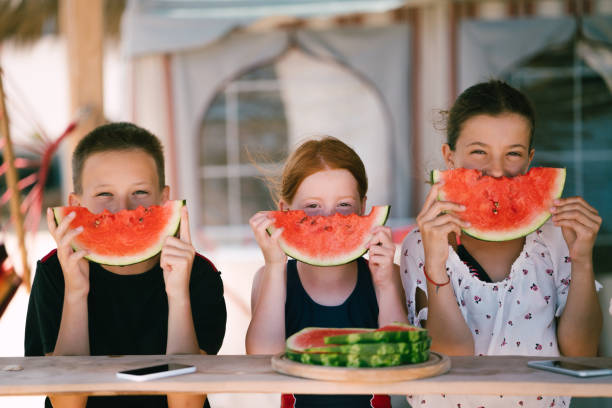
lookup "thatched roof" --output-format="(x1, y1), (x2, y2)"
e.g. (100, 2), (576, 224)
(0, 0), (126, 44)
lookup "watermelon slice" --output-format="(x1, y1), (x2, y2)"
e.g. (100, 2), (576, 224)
(324, 323), (428, 344)
(432, 167), (565, 241)
(287, 327), (372, 352)
(267, 205), (390, 266)
(52, 200), (184, 266)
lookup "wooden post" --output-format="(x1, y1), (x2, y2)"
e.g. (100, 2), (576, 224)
(59, 0), (105, 193)
(0, 68), (31, 290)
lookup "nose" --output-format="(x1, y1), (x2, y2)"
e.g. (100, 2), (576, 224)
(484, 158), (504, 178)
(116, 196), (130, 212)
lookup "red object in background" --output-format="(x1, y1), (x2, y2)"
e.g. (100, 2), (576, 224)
(0, 242), (22, 319)
(391, 224), (416, 244)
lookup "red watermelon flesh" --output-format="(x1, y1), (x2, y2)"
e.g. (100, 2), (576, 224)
(432, 167), (565, 241)
(286, 327), (374, 352)
(52, 200), (184, 266)
(267, 205), (390, 266)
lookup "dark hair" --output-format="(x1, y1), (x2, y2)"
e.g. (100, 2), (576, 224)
(72, 122), (165, 194)
(277, 136), (367, 205)
(445, 80), (535, 150)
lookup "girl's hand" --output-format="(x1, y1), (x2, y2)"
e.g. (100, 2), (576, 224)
(249, 211), (287, 266)
(46, 208), (90, 298)
(551, 197), (601, 265)
(161, 206), (195, 300)
(367, 225), (395, 288)
(416, 183), (469, 278)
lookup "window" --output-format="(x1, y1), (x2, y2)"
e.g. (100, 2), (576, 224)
(504, 38), (612, 269)
(199, 65), (287, 226)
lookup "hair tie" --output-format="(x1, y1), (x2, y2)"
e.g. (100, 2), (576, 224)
(423, 266), (451, 293)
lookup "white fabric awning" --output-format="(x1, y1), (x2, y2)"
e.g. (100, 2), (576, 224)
(121, 0), (407, 56)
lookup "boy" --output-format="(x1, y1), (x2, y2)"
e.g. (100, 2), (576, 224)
(25, 122), (226, 408)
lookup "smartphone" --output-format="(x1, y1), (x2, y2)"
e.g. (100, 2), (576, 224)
(116, 363), (196, 382)
(528, 360), (612, 378)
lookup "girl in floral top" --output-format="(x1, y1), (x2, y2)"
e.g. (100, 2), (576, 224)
(401, 80), (603, 408)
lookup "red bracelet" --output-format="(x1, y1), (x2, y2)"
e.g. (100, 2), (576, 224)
(423, 266), (450, 293)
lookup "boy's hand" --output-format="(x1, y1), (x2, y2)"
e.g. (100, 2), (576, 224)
(367, 225), (395, 288)
(249, 211), (287, 266)
(551, 197), (601, 266)
(161, 206), (195, 299)
(46, 208), (90, 298)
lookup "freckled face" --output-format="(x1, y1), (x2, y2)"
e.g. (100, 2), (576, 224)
(282, 168), (365, 217)
(70, 149), (168, 214)
(443, 113), (534, 177)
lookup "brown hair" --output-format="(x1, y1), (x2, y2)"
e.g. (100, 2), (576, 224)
(72, 122), (165, 194)
(278, 136), (367, 205)
(444, 80), (536, 150)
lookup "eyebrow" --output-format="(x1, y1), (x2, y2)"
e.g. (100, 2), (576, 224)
(92, 182), (152, 189)
(466, 142), (527, 149)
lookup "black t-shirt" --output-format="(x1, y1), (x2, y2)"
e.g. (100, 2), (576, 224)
(25, 250), (227, 408)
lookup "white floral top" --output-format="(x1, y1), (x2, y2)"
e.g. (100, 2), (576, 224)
(399, 220), (596, 408)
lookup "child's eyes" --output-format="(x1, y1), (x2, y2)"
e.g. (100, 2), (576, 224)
(96, 192), (112, 197)
(338, 202), (352, 207)
(305, 203), (319, 209)
(133, 190), (149, 196)
(507, 151), (522, 157)
(470, 150), (486, 155)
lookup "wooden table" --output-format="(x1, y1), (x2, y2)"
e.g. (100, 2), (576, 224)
(0, 355), (611, 397)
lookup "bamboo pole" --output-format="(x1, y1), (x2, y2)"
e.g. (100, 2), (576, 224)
(0, 68), (31, 291)
(59, 0), (105, 193)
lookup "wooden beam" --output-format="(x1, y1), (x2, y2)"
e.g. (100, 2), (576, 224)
(0, 69), (30, 290)
(59, 0), (105, 193)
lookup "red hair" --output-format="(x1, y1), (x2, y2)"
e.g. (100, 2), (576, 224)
(279, 136), (368, 205)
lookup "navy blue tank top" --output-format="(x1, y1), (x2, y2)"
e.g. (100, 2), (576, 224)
(283, 258), (390, 408)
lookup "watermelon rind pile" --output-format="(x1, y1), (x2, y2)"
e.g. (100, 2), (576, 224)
(431, 167), (566, 242)
(267, 205), (390, 267)
(285, 323), (430, 368)
(52, 200), (184, 266)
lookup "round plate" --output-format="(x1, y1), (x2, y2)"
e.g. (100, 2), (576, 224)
(271, 351), (450, 382)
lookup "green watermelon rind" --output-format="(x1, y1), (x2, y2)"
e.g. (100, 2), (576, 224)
(52, 200), (184, 266)
(267, 205), (390, 267)
(324, 328), (428, 345)
(285, 350), (430, 367)
(431, 168), (566, 242)
(302, 337), (432, 355)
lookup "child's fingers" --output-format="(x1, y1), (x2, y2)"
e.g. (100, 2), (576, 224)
(425, 212), (469, 230)
(554, 197), (598, 215)
(59, 225), (83, 250)
(368, 226), (393, 248)
(555, 219), (597, 238)
(179, 206), (192, 244)
(52, 211), (77, 242)
(552, 210), (601, 231)
(161, 244), (193, 258)
(270, 227), (284, 242)
(46, 208), (57, 234)
(68, 249), (89, 265)
(164, 236), (195, 252)
(418, 201), (464, 225)
(249, 212), (273, 231)
(552, 203), (602, 225)
(421, 182), (442, 212)
(368, 244), (394, 259)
